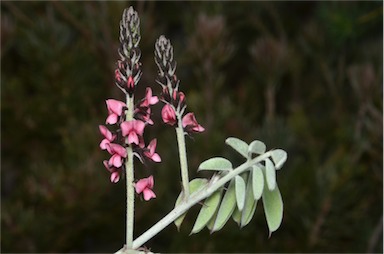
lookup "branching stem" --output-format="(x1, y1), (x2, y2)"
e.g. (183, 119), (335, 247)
(131, 151), (273, 249)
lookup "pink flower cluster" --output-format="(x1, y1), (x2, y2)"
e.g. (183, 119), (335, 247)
(99, 87), (160, 201)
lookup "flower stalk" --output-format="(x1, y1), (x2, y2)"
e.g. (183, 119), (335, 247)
(175, 118), (190, 199)
(125, 94), (135, 248)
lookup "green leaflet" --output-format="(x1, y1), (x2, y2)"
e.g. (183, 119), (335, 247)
(252, 165), (264, 200)
(191, 189), (223, 234)
(271, 149), (287, 170)
(225, 137), (249, 158)
(211, 179), (237, 233)
(198, 157), (233, 172)
(174, 178), (208, 230)
(232, 206), (242, 226)
(262, 183), (283, 235)
(240, 169), (257, 228)
(265, 158), (276, 191)
(235, 175), (246, 211)
(248, 140), (266, 156)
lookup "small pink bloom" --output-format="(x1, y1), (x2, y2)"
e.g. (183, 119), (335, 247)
(135, 106), (154, 125)
(121, 120), (145, 145)
(144, 139), (161, 162)
(135, 176), (156, 201)
(161, 104), (177, 126)
(99, 125), (116, 150)
(182, 112), (205, 133)
(141, 87), (159, 107)
(127, 76), (135, 90)
(103, 160), (120, 183)
(105, 99), (126, 125)
(106, 143), (127, 168)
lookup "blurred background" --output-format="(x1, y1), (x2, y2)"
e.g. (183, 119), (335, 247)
(1, 1), (383, 253)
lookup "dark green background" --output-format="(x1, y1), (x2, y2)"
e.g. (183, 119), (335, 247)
(1, 1), (382, 253)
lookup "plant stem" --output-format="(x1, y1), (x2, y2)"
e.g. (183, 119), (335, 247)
(132, 151), (273, 249)
(125, 94), (135, 249)
(175, 118), (190, 199)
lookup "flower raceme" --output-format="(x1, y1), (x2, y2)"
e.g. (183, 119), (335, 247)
(135, 175), (156, 201)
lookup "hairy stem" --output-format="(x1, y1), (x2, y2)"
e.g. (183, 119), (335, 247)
(132, 151), (273, 249)
(125, 94), (135, 248)
(175, 118), (190, 199)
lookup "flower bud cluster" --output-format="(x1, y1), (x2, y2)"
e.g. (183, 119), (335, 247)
(115, 7), (142, 96)
(155, 35), (204, 134)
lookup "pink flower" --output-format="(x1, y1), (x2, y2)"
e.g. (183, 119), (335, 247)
(121, 120), (145, 145)
(106, 143), (127, 168)
(103, 160), (121, 183)
(182, 112), (205, 133)
(144, 139), (161, 162)
(135, 106), (154, 125)
(161, 104), (177, 126)
(135, 176), (156, 201)
(99, 125), (116, 150)
(141, 87), (159, 107)
(106, 99), (126, 125)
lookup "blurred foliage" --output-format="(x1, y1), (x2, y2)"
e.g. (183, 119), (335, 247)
(1, 1), (382, 253)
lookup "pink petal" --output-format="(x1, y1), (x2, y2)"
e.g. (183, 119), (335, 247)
(135, 178), (148, 194)
(148, 139), (157, 154)
(147, 175), (154, 189)
(110, 171), (120, 183)
(161, 104), (176, 125)
(100, 139), (110, 150)
(151, 153), (161, 162)
(182, 112), (196, 128)
(143, 189), (156, 201)
(146, 87), (159, 105)
(133, 120), (145, 136)
(127, 76), (134, 89)
(120, 121), (131, 136)
(106, 99), (126, 116)
(109, 154), (122, 168)
(128, 132), (139, 145)
(106, 113), (118, 125)
(109, 143), (127, 157)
